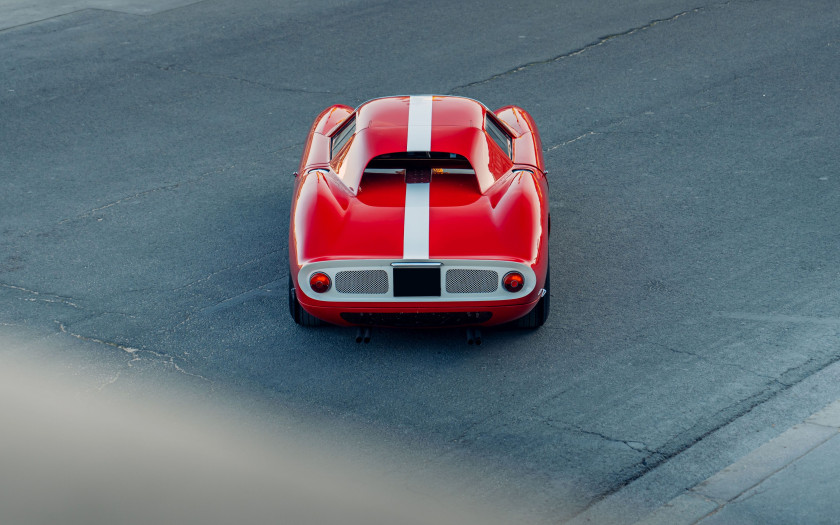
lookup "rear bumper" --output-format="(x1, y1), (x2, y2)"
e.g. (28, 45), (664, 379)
(298, 299), (540, 327)
(291, 257), (547, 327)
(295, 259), (537, 304)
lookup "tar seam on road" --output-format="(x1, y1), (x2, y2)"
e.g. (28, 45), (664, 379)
(633, 401), (840, 525)
(0, 7), (150, 33)
(566, 337), (840, 523)
(448, 7), (704, 94)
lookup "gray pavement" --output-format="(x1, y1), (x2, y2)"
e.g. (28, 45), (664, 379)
(0, 0), (202, 30)
(2, 1), (840, 523)
(636, 399), (840, 525)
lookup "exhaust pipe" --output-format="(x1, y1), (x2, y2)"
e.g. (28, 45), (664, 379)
(362, 327), (371, 344)
(355, 328), (364, 343)
(473, 328), (482, 346)
(466, 328), (475, 345)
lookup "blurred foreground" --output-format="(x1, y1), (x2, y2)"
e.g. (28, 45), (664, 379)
(0, 354), (500, 525)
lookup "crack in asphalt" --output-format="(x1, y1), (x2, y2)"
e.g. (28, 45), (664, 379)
(716, 311), (840, 327)
(141, 61), (340, 95)
(570, 342), (840, 521)
(267, 141), (306, 156)
(57, 320), (140, 356)
(650, 341), (781, 383)
(0, 282), (83, 309)
(544, 131), (602, 152)
(198, 280), (282, 315)
(540, 72), (752, 152)
(541, 110), (637, 152)
(58, 164), (235, 225)
(565, 424), (663, 457)
(172, 248), (285, 292)
(449, 410), (507, 444)
(0, 282), (139, 325)
(159, 278), (283, 334)
(56, 321), (213, 384)
(539, 67), (752, 153)
(162, 263), (287, 334)
(11, 164), (232, 238)
(448, 8), (702, 93)
(728, 485), (771, 506)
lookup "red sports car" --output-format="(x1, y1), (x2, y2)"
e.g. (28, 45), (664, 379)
(288, 95), (550, 333)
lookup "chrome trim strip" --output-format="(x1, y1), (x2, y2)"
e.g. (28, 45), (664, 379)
(364, 168), (406, 174)
(391, 261), (443, 267)
(438, 168), (475, 174)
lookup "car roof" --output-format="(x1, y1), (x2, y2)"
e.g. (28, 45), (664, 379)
(355, 95), (487, 132)
(330, 95), (512, 193)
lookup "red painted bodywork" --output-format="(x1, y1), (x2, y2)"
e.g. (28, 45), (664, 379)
(289, 95), (549, 327)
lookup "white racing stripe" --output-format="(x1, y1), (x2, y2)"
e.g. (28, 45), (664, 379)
(403, 182), (430, 259)
(403, 95), (433, 260)
(406, 95), (433, 151)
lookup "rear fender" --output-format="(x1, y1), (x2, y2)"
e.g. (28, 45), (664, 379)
(298, 105), (354, 172)
(494, 105), (545, 172)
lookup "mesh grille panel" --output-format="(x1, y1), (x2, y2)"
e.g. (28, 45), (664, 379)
(445, 269), (498, 293)
(335, 270), (389, 294)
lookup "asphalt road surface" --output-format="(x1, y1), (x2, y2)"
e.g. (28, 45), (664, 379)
(2, 1), (839, 523)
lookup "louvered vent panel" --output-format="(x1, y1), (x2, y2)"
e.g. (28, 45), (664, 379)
(445, 269), (498, 293)
(335, 270), (389, 294)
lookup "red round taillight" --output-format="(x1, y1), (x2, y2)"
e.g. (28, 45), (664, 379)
(502, 271), (525, 293)
(309, 272), (331, 293)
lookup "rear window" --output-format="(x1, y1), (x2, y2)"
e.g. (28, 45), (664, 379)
(357, 153), (480, 203)
(363, 152), (473, 174)
(485, 115), (512, 157)
(330, 116), (355, 158)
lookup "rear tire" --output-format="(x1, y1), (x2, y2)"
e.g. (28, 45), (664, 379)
(514, 267), (550, 329)
(288, 275), (325, 326)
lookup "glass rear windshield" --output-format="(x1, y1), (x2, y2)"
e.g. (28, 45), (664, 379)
(330, 116), (356, 159)
(485, 115), (512, 157)
(364, 152), (474, 174)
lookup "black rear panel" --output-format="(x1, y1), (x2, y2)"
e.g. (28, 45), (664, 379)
(393, 268), (441, 297)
